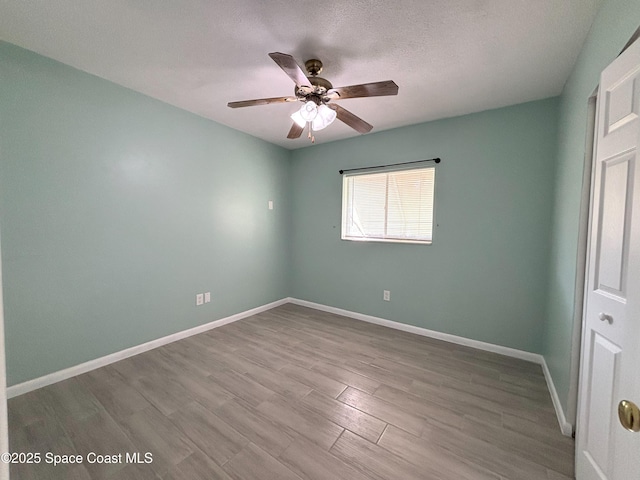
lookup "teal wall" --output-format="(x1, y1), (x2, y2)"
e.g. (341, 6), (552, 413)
(0, 42), (291, 386)
(290, 98), (559, 353)
(543, 0), (640, 413)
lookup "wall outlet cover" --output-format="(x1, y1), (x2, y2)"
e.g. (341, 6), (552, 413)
(196, 293), (204, 306)
(204, 292), (211, 303)
(383, 290), (391, 301)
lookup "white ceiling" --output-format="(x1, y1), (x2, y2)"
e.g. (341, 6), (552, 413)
(0, 0), (602, 149)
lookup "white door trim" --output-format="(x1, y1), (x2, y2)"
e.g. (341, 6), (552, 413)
(567, 91), (599, 432)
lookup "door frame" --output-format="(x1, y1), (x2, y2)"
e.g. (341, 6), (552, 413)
(567, 91), (598, 432)
(570, 25), (640, 435)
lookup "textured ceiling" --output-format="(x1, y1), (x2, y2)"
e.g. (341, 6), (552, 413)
(0, 0), (602, 149)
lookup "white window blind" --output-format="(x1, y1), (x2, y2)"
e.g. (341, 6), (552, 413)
(341, 166), (435, 244)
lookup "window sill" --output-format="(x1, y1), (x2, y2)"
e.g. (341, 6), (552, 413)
(341, 237), (432, 245)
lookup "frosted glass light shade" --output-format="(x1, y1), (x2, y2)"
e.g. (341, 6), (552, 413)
(290, 110), (306, 128)
(312, 104), (337, 131)
(299, 101), (318, 121)
(290, 102), (336, 132)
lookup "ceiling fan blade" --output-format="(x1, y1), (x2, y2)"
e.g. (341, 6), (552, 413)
(327, 80), (398, 100)
(269, 52), (311, 88)
(227, 96), (297, 108)
(328, 104), (373, 134)
(287, 122), (304, 139)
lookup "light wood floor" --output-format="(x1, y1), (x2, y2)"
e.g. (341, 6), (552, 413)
(8, 304), (575, 480)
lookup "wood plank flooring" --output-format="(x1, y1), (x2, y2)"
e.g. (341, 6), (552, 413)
(7, 304), (575, 479)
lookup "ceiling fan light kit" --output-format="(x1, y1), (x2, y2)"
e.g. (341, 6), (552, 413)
(312, 105), (337, 131)
(291, 102), (336, 129)
(299, 101), (318, 122)
(228, 52), (398, 143)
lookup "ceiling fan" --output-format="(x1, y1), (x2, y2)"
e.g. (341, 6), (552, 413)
(228, 52), (399, 142)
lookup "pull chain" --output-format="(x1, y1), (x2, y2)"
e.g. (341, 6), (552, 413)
(307, 123), (315, 143)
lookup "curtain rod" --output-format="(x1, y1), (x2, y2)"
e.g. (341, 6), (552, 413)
(339, 157), (441, 175)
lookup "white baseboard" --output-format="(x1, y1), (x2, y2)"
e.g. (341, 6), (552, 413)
(288, 297), (574, 437)
(7, 298), (289, 399)
(7, 295), (574, 438)
(288, 298), (541, 362)
(541, 357), (574, 436)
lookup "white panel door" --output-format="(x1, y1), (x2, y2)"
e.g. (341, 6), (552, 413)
(576, 37), (640, 480)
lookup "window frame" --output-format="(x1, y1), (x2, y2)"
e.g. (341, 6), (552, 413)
(341, 164), (436, 245)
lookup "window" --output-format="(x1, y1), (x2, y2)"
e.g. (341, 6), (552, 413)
(341, 166), (435, 244)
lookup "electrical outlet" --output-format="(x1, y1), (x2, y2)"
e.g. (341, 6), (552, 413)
(268, 200), (274, 210)
(204, 292), (211, 303)
(196, 293), (204, 306)
(383, 290), (391, 301)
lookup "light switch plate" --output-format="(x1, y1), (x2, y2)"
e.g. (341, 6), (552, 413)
(204, 292), (211, 303)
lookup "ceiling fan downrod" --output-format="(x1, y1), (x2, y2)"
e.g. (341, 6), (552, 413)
(304, 58), (323, 77)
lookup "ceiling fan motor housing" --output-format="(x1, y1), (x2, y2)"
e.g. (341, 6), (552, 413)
(295, 76), (333, 103)
(292, 58), (332, 103)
